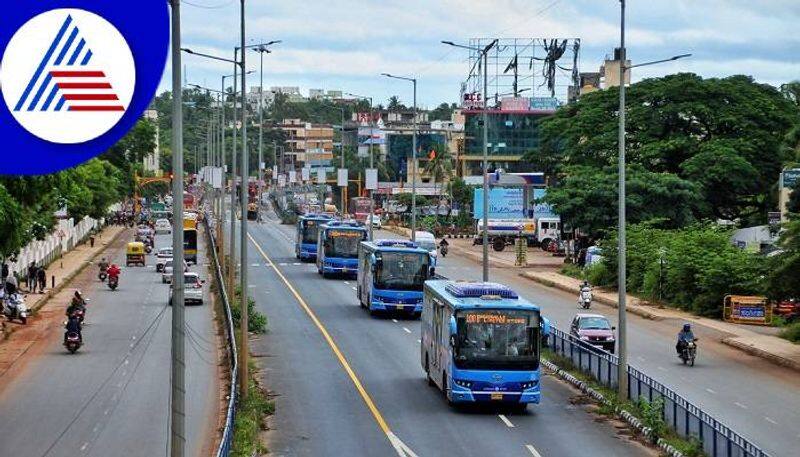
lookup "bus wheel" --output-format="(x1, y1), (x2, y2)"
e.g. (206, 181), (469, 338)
(425, 356), (434, 386)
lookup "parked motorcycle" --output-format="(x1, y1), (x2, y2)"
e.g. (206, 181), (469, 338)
(108, 275), (119, 291)
(679, 339), (698, 366)
(2, 292), (28, 324)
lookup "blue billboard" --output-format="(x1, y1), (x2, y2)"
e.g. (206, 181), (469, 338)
(473, 188), (524, 219)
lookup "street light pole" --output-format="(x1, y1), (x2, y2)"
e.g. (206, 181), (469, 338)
(238, 0), (250, 400)
(169, 1), (185, 456)
(617, 0), (628, 401)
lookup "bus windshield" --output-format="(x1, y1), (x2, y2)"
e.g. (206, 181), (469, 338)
(324, 230), (365, 258)
(301, 221), (320, 244)
(455, 309), (540, 371)
(375, 251), (429, 291)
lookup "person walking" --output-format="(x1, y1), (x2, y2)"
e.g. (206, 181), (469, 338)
(27, 262), (37, 293)
(37, 265), (47, 294)
(1, 262), (8, 292)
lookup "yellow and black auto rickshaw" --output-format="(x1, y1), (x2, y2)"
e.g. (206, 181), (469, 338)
(126, 241), (146, 267)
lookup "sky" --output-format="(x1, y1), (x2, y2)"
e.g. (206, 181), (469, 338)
(164, 0), (800, 109)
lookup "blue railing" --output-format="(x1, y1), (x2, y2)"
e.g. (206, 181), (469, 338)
(547, 327), (770, 457)
(204, 215), (238, 457)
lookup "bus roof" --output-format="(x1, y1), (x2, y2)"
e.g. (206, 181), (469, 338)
(322, 220), (364, 229)
(360, 239), (428, 254)
(300, 213), (333, 221)
(424, 280), (540, 311)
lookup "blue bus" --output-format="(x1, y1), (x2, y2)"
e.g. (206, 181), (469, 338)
(421, 280), (547, 411)
(295, 214), (333, 261)
(316, 221), (368, 278)
(357, 239), (434, 317)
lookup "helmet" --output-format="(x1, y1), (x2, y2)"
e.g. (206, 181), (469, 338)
(682, 323), (691, 332)
(583, 280), (589, 286)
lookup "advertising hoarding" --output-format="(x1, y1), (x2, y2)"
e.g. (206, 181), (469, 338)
(473, 188), (524, 219)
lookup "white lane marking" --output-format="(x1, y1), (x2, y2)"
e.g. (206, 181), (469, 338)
(279, 262), (288, 266)
(392, 319), (398, 323)
(293, 262), (302, 266)
(387, 431), (419, 457)
(636, 356), (645, 362)
(351, 286), (357, 291)
(343, 281), (350, 285)
(657, 366), (666, 371)
(248, 285), (257, 288)
(498, 414), (515, 428)
(403, 327), (412, 334)
(251, 263), (260, 267)
(525, 444), (543, 457)
(104, 409), (110, 415)
(417, 339), (421, 343)
(734, 402), (748, 410)
(81, 443), (88, 451)
(705, 388), (716, 394)
(765, 417), (778, 425)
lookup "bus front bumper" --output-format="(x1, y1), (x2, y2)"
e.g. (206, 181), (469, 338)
(448, 387), (541, 404)
(369, 300), (423, 313)
(448, 370), (541, 404)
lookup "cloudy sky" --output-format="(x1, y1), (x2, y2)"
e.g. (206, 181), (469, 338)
(166, 0), (800, 108)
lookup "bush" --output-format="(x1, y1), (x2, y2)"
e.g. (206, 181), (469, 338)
(779, 322), (800, 343)
(586, 261), (613, 287)
(231, 287), (267, 334)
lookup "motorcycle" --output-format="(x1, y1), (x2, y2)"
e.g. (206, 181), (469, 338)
(108, 275), (119, 291)
(98, 270), (107, 282)
(679, 339), (698, 366)
(578, 289), (593, 309)
(64, 329), (82, 354)
(2, 292), (28, 324)
(439, 244), (448, 258)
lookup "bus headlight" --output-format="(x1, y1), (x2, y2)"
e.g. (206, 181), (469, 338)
(521, 381), (538, 390)
(453, 379), (473, 389)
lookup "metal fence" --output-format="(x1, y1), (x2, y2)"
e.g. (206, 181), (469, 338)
(548, 327), (770, 457)
(204, 215), (238, 457)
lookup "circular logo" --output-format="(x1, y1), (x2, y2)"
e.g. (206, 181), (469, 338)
(1, 9), (135, 144)
(0, 0), (168, 175)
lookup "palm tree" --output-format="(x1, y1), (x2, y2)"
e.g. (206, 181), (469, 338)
(423, 143), (454, 203)
(387, 95), (403, 110)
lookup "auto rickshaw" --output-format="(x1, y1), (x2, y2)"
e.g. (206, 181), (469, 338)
(126, 241), (146, 267)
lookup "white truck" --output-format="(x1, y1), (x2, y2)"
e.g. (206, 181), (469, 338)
(475, 217), (561, 251)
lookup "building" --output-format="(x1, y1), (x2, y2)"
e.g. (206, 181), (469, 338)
(270, 86), (306, 103)
(247, 86), (275, 108)
(142, 109), (160, 174)
(278, 119), (335, 169)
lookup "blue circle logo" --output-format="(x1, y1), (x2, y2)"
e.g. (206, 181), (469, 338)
(0, 1), (169, 175)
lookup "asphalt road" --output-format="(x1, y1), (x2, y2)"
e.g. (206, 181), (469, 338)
(0, 230), (218, 457)
(410, 233), (799, 457)
(235, 212), (652, 457)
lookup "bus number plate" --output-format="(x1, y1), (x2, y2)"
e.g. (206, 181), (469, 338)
(491, 393), (503, 401)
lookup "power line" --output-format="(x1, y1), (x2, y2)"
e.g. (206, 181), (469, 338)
(181, 0), (235, 9)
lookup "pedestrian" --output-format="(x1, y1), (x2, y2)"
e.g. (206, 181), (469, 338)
(27, 262), (37, 293)
(37, 265), (47, 294)
(1, 262), (8, 292)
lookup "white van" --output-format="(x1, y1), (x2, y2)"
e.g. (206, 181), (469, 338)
(413, 231), (438, 263)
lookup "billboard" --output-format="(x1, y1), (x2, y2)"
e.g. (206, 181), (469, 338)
(532, 188), (556, 218)
(530, 97), (560, 110)
(473, 188), (524, 219)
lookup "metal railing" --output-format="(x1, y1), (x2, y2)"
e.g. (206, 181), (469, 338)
(204, 214), (238, 457)
(548, 327), (771, 457)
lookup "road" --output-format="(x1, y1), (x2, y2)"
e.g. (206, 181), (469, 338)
(0, 229), (219, 457)
(235, 211), (652, 457)
(420, 234), (800, 456)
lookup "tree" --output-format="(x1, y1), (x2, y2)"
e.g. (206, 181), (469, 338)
(766, 218), (800, 300)
(447, 177), (473, 211)
(544, 165), (700, 238)
(0, 184), (29, 258)
(788, 186), (800, 215)
(387, 96), (406, 111)
(528, 73), (800, 226)
(422, 143), (453, 198)
(429, 102), (457, 121)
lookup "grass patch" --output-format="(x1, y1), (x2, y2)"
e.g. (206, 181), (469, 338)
(231, 360), (275, 457)
(543, 348), (707, 455)
(232, 285), (268, 334)
(779, 322), (800, 343)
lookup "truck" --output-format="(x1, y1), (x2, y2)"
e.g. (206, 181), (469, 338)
(247, 182), (259, 220)
(349, 197), (372, 222)
(475, 217), (561, 252)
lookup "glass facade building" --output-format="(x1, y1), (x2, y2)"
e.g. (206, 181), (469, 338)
(386, 132), (445, 181)
(463, 110), (551, 174)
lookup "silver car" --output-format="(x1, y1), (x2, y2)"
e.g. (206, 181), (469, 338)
(161, 258), (189, 284)
(168, 272), (204, 305)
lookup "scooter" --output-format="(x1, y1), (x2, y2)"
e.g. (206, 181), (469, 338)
(679, 339), (698, 366)
(2, 292), (28, 324)
(439, 244), (448, 258)
(108, 275), (119, 291)
(578, 289), (593, 309)
(98, 270), (107, 282)
(64, 330), (82, 354)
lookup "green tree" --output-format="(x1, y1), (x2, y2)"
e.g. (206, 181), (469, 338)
(422, 143), (453, 198)
(387, 95), (405, 110)
(766, 218), (800, 300)
(0, 185), (29, 258)
(429, 102), (457, 121)
(529, 73), (799, 227)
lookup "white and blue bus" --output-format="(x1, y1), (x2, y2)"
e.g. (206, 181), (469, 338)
(357, 239), (434, 317)
(295, 213), (333, 261)
(316, 221), (368, 278)
(421, 280), (548, 411)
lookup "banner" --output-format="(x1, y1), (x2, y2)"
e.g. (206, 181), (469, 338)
(473, 188), (524, 219)
(366, 168), (378, 190)
(358, 145), (369, 158)
(532, 188), (556, 218)
(317, 168), (326, 184)
(272, 165), (278, 180)
(337, 169), (348, 187)
(278, 175), (286, 187)
(301, 167), (310, 181)
(288, 171), (296, 183)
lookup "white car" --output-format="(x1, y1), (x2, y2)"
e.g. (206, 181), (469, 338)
(413, 231), (438, 262)
(169, 272), (204, 305)
(155, 248), (173, 272)
(366, 214), (382, 229)
(162, 258), (189, 284)
(155, 218), (172, 234)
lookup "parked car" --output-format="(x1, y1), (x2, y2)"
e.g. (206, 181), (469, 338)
(366, 214), (382, 229)
(162, 258), (189, 284)
(570, 313), (616, 353)
(155, 218), (172, 234)
(155, 247), (173, 272)
(168, 272), (204, 305)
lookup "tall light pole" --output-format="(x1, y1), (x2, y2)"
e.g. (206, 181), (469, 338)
(442, 39), (497, 281)
(615, 0), (691, 399)
(381, 73), (417, 241)
(252, 41), (282, 216)
(169, 1), (185, 456)
(346, 93), (374, 239)
(237, 0), (249, 400)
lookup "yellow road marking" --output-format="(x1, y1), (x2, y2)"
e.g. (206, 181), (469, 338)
(248, 233), (393, 434)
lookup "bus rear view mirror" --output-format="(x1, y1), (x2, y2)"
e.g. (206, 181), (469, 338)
(429, 267), (435, 277)
(449, 334), (457, 348)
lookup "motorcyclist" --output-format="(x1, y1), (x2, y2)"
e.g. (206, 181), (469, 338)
(676, 323), (696, 354)
(439, 238), (449, 255)
(578, 280), (592, 301)
(98, 257), (109, 274)
(107, 263), (121, 284)
(64, 315), (82, 343)
(68, 290), (86, 316)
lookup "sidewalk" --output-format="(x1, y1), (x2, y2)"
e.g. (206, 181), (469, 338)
(0, 224), (127, 376)
(521, 269), (800, 372)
